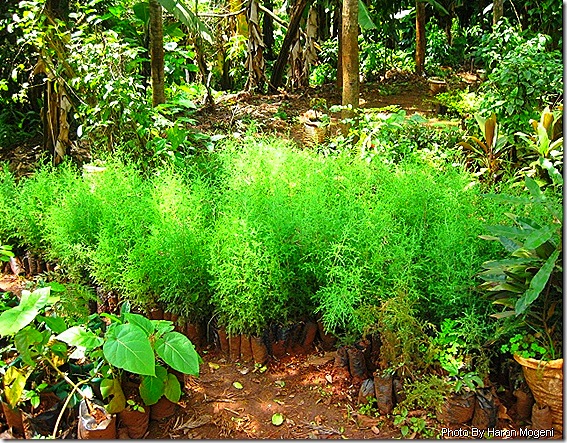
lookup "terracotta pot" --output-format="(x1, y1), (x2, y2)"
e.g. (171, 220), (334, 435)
(514, 355), (563, 432)
(119, 407), (150, 438)
(170, 313), (179, 323)
(150, 397), (176, 420)
(77, 399), (116, 439)
(251, 336), (269, 365)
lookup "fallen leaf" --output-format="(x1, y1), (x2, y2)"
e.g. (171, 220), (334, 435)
(274, 380), (285, 388)
(272, 412), (285, 426)
(371, 425), (380, 435)
(233, 381), (243, 389)
(325, 374), (333, 383)
(208, 362), (220, 370)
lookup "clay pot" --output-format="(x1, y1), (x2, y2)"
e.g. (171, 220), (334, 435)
(240, 335), (254, 362)
(438, 391), (476, 425)
(514, 355), (563, 432)
(251, 336), (269, 365)
(77, 399), (116, 439)
(170, 313), (179, 323)
(150, 397), (176, 420)
(119, 407), (150, 438)
(163, 311), (172, 321)
(229, 334), (241, 361)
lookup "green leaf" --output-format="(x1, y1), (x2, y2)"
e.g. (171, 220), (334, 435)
(163, 372), (182, 403)
(0, 292), (46, 337)
(56, 326), (103, 350)
(233, 381), (243, 389)
(523, 225), (556, 250)
(155, 331), (200, 376)
(132, 2), (149, 22)
(525, 177), (544, 202)
(515, 249), (560, 315)
(37, 315), (67, 333)
(358, 0), (376, 30)
(3, 367), (29, 408)
(100, 377), (126, 413)
(15, 326), (44, 365)
(124, 313), (154, 337)
(272, 412), (285, 426)
(103, 324), (156, 376)
(140, 366), (167, 405)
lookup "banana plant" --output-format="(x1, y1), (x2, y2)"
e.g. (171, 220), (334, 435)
(478, 177), (562, 360)
(458, 113), (510, 184)
(516, 106), (563, 186)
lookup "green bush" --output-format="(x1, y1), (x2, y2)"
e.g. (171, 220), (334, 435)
(123, 166), (214, 319)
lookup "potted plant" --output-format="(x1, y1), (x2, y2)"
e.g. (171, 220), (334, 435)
(479, 177), (562, 431)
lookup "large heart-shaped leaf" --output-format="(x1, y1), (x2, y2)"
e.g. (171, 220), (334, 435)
(0, 287), (56, 337)
(103, 324), (155, 376)
(140, 366), (167, 405)
(57, 326), (103, 350)
(124, 313), (154, 337)
(155, 331), (200, 376)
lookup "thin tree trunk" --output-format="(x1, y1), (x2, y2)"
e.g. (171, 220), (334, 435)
(245, 0), (266, 92)
(415, 0), (426, 76)
(336, 10), (342, 90)
(269, 0), (311, 92)
(493, 0), (503, 26)
(341, 0), (358, 120)
(149, 0), (165, 106)
(263, 0), (275, 60)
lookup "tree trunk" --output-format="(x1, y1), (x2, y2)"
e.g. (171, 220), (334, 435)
(263, 0), (275, 60)
(336, 10), (342, 90)
(245, 0), (266, 92)
(493, 0), (503, 26)
(269, 0), (312, 91)
(341, 0), (358, 120)
(415, 0), (426, 76)
(149, 0), (165, 106)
